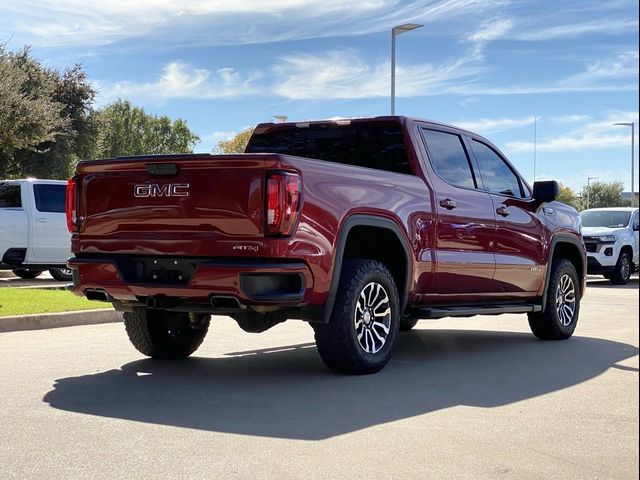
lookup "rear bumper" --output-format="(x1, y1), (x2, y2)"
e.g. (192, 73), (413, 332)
(67, 256), (315, 309)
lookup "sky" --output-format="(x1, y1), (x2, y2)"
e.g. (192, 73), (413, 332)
(1, 0), (638, 193)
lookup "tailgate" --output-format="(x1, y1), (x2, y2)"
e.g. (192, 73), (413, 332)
(76, 154), (278, 239)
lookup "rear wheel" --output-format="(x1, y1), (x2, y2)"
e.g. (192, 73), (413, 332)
(11, 269), (43, 279)
(49, 268), (73, 282)
(528, 258), (580, 340)
(610, 252), (632, 285)
(123, 308), (210, 359)
(314, 259), (399, 374)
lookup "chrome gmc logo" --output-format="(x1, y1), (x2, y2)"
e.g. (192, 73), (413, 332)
(134, 183), (190, 198)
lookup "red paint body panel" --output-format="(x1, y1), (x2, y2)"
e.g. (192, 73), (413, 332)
(68, 116), (585, 316)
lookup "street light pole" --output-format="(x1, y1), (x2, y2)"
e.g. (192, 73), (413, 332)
(391, 23), (423, 115)
(587, 176), (598, 209)
(614, 121), (635, 203)
(533, 116), (537, 181)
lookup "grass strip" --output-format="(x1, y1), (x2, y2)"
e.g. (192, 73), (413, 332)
(0, 288), (108, 317)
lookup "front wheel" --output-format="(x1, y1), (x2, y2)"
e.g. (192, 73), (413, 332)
(123, 308), (210, 359)
(610, 252), (632, 285)
(528, 258), (580, 340)
(49, 268), (73, 282)
(314, 259), (400, 374)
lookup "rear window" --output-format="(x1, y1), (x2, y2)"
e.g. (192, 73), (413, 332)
(33, 184), (66, 213)
(0, 184), (21, 208)
(247, 124), (413, 175)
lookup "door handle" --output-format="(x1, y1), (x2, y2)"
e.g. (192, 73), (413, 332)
(496, 206), (510, 217)
(35, 218), (48, 223)
(439, 198), (457, 210)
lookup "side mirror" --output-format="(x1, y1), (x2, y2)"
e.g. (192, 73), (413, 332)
(533, 180), (559, 205)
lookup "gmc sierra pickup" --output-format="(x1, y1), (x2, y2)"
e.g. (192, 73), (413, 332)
(67, 116), (586, 374)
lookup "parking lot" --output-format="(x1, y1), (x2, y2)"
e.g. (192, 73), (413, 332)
(0, 276), (638, 479)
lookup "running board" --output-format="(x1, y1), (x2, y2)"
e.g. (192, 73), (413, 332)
(413, 304), (543, 319)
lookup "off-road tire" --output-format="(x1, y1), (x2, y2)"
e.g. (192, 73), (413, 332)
(314, 259), (400, 374)
(49, 268), (73, 282)
(11, 269), (43, 280)
(610, 252), (632, 285)
(123, 308), (210, 359)
(399, 315), (419, 331)
(528, 258), (580, 340)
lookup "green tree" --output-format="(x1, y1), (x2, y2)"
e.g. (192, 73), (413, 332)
(213, 128), (254, 154)
(10, 64), (99, 178)
(0, 46), (78, 177)
(96, 100), (200, 158)
(579, 180), (625, 210)
(556, 183), (578, 209)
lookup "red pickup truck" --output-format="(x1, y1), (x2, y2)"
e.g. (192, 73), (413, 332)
(66, 116), (586, 374)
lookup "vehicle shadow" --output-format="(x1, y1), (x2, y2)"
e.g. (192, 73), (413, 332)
(43, 329), (638, 440)
(586, 276), (639, 290)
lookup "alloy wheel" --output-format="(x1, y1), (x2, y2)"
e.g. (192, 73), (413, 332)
(354, 282), (392, 354)
(555, 274), (576, 327)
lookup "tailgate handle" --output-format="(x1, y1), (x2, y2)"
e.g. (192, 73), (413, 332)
(145, 163), (179, 176)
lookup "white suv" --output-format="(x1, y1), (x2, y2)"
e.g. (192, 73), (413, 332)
(580, 207), (639, 284)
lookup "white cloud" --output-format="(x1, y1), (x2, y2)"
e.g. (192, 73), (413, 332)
(1, 0), (492, 47)
(454, 116), (536, 134)
(467, 18), (514, 44)
(505, 111), (638, 153)
(270, 50), (484, 100)
(551, 114), (593, 124)
(99, 62), (261, 101)
(514, 19), (638, 41)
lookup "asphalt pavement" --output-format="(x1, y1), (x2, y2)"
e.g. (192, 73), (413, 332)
(0, 277), (638, 479)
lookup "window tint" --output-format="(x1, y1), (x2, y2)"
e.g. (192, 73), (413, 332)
(0, 184), (22, 208)
(471, 140), (524, 198)
(247, 124), (412, 175)
(420, 129), (475, 189)
(33, 184), (66, 213)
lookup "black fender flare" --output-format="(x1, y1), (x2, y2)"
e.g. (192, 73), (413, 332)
(322, 215), (413, 323)
(542, 233), (586, 311)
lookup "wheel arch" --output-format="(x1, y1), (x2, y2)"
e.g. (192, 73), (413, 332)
(323, 215), (413, 323)
(542, 233), (586, 311)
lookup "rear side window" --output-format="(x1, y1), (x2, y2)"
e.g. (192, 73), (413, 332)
(33, 184), (66, 213)
(420, 129), (476, 189)
(247, 124), (412, 175)
(0, 184), (21, 208)
(471, 140), (525, 198)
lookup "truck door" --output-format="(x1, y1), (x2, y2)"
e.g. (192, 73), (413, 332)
(467, 137), (546, 295)
(28, 183), (71, 263)
(417, 126), (497, 297)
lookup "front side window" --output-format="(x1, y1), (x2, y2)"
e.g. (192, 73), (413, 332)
(33, 184), (66, 213)
(633, 213), (639, 230)
(420, 129), (476, 189)
(471, 140), (524, 198)
(0, 184), (21, 208)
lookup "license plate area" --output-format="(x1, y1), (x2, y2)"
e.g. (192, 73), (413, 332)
(118, 257), (202, 285)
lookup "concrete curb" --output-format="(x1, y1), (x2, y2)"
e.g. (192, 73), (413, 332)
(0, 309), (122, 333)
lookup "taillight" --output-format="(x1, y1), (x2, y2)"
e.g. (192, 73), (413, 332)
(65, 177), (77, 233)
(266, 172), (301, 235)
